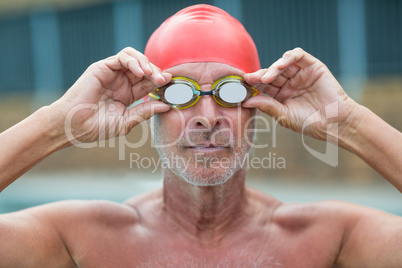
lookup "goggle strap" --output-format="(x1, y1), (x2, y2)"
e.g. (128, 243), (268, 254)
(148, 93), (160, 100)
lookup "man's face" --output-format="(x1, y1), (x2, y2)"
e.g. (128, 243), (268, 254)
(152, 62), (256, 186)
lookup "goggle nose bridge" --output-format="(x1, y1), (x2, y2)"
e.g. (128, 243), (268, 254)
(198, 89), (215, 96)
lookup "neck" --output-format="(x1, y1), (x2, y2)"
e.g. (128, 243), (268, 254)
(162, 168), (248, 244)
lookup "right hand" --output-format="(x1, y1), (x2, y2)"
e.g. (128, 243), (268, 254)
(243, 48), (358, 143)
(51, 47), (171, 144)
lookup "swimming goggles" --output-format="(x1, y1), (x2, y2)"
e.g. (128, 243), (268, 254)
(148, 75), (258, 109)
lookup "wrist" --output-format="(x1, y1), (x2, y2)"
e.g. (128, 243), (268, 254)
(37, 104), (71, 150)
(336, 103), (371, 153)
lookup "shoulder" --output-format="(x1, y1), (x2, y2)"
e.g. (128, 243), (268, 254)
(0, 199), (137, 268)
(273, 200), (380, 225)
(246, 187), (395, 229)
(272, 199), (398, 239)
(123, 188), (163, 213)
(268, 200), (402, 267)
(23, 199), (140, 232)
(37, 188), (164, 227)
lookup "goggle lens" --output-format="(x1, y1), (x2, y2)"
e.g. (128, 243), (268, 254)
(164, 84), (195, 105)
(216, 83), (248, 103)
(149, 76), (257, 109)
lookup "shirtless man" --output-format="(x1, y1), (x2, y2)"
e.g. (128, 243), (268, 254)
(0, 4), (401, 268)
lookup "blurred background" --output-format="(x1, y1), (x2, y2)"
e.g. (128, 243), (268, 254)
(0, 0), (401, 214)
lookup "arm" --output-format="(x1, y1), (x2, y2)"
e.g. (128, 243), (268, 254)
(0, 206), (76, 267)
(0, 47), (171, 267)
(243, 47), (402, 266)
(0, 47), (170, 192)
(243, 47), (402, 191)
(338, 105), (402, 191)
(332, 202), (402, 268)
(0, 105), (68, 192)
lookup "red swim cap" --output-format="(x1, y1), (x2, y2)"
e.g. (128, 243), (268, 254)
(144, 4), (260, 73)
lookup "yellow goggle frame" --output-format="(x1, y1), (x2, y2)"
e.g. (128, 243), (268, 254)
(148, 75), (258, 109)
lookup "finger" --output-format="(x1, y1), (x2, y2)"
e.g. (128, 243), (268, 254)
(117, 47), (153, 76)
(130, 72), (171, 100)
(270, 74), (289, 88)
(273, 88), (285, 103)
(148, 63), (166, 86)
(244, 70), (280, 97)
(119, 47), (161, 81)
(104, 53), (145, 77)
(260, 57), (287, 83)
(137, 72), (172, 100)
(275, 86), (304, 103)
(242, 95), (286, 120)
(130, 78), (157, 101)
(136, 54), (153, 76)
(162, 72), (172, 84)
(255, 83), (280, 97)
(260, 47), (316, 83)
(124, 100), (171, 133)
(125, 68), (143, 85)
(126, 65), (171, 88)
(119, 55), (146, 77)
(279, 47), (317, 69)
(281, 64), (301, 79)
(243, 69), (267, 85)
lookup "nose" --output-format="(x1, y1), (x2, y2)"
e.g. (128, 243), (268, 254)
(190, 95), (223, 129)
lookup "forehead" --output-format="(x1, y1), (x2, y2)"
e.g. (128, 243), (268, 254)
(165, 62), (245, 83)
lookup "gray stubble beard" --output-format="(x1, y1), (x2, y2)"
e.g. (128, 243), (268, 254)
(151, 115), (255, 187)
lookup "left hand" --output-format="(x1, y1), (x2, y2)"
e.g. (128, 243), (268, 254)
(243, 47), (359, 142)
(51, 47), (171, 144)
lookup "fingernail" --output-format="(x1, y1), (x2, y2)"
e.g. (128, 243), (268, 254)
(137, 67), (145, 76)
(153, 101), (170, 110)
(242, 102), (254, 108)
(157, 72), (165, 81)
(146, 63), (152, 72)
(244, 73), (253, 79)
(262, 70), (273, 80)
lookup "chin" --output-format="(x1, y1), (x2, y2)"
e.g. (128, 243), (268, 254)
(176, 166), (236, 187)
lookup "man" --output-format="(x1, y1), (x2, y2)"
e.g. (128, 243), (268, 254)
(0, 4), (401, 267)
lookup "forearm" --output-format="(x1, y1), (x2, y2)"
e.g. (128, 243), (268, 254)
(0, 105), (69, 192)
(339, 104), (402, 191)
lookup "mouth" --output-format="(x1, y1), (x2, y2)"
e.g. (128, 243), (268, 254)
(185, 143), (230, 152)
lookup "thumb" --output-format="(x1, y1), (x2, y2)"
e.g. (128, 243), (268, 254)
(124, 100), (170, 133)
(242, 95), (286, 120)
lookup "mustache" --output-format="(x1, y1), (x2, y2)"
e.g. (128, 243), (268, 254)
(178, 130), (236, 148)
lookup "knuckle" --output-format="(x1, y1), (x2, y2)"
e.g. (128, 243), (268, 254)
(120, 47), (138, 57)
(134, 104), (147, 118)
(293, 47), (304, 53)
(86, 60), (102, 72)
(138, 54), (150, 63)
(283, 50), (293, 58)
(87, 62), (98, 70)
(125, 109), (146, 131)
(151, 63), (161, 72)
(128, 58), (139, 66)
(121, 46), (134, 53)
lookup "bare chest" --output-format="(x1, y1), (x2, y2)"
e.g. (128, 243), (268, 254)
(74, 227), (337, 268)
(77, 242), (283, 268)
